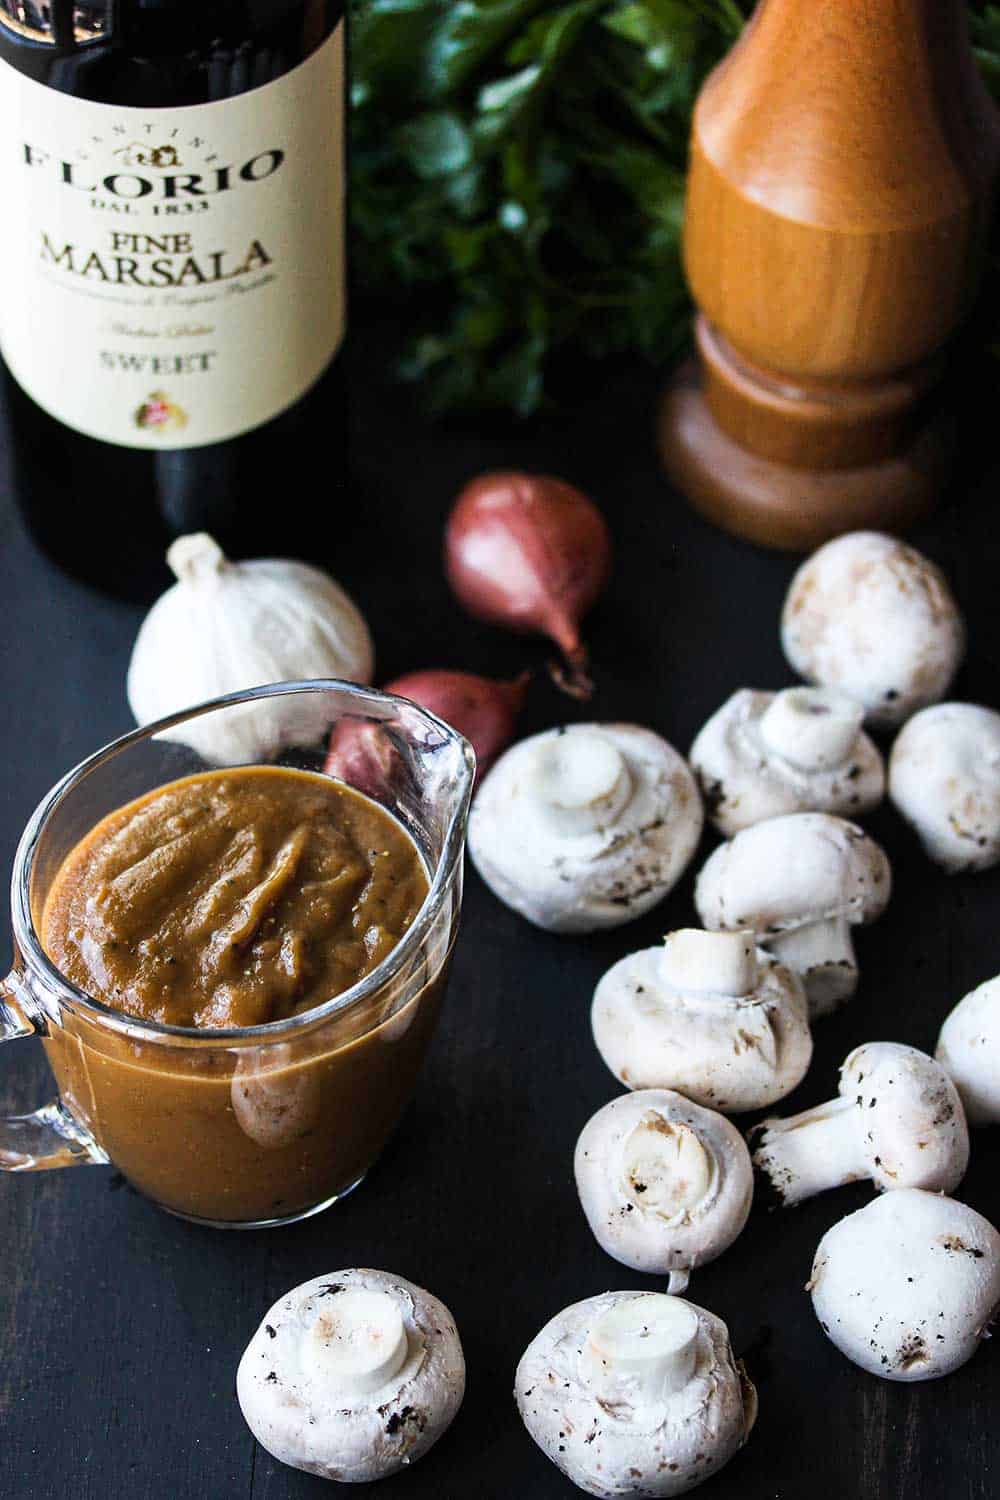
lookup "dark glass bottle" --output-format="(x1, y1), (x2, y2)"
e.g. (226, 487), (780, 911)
(0, 0), (346, 600)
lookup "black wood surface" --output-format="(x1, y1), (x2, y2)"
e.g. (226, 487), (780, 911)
(1, 348), (999, 1500)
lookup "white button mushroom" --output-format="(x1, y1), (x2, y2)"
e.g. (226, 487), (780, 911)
(694, 812), (891, 1017)
(889, 703), (1000, 872)
(808, 1189), (1000, 1381)
(690, 686), (885, 836)
(781, 531), (965, 729)
(575, 1089), (754, 1290)
(751, 1042), (969, 1207)
(468, 724), (704, 933)
(937, 976), (1000, 1125)
(515, 1291), (756, 1498)
(591, 928), (812, 1114)
(237, 1270), (465, 1483)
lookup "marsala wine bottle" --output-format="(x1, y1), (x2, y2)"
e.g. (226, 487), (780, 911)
(0, 1), (346, 600)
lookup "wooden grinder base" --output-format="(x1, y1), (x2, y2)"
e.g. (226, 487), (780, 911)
(660, 318), (952, 551)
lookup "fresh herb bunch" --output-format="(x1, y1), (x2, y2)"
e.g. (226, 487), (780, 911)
(351, 1), (1000, 416)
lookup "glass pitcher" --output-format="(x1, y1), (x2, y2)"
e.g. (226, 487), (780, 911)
(0, 681), (474, 1227)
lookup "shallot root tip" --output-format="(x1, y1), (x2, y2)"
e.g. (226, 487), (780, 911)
(548, 647), (594, 702)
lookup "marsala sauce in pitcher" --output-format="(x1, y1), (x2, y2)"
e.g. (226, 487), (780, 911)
(37, 766), (445, 1223)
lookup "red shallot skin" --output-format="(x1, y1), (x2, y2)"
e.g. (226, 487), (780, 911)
(323, 718), (401, 802)
(444, 471), (612, 699)
(383, 669), (529, 782)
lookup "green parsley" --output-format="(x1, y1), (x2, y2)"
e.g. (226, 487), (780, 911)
(351, 1), (1000, 415)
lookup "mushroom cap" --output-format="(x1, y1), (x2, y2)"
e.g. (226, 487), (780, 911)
(694, 813), (891, 938)
(574, 1090), (754, 1276)
(591, 945), (811, 1113)
(937, 976), (1000, 1125)
(237, 1269), (465, 1483)
(838, 1042), (969, 1193)
(515, 1292), (756, 1498)
(690, 688), (885, 836)
(468, 723), (704, 933)
(889, 703), (1000, 873)
(809, 1190), (1000, 1381)
(781, 531), (965, 729)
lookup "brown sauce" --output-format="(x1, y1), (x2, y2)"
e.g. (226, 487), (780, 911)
(42, 767), (429, 1029)
(37, 767), (448, 1224)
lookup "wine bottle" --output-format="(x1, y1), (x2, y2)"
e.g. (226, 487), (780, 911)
(0, 1), (346, 600)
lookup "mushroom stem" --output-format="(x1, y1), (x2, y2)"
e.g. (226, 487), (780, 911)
(753, 1095), (866, 1205)
(621, 1114), (713, 1218)
(767, 915), (857, 1016)
(660, 929), (758, 997)
(758, 688), (863, 772)
(580, 1295), (700, 1406)
(531, 731), (633, 836)
(302, 1287), (409, 1396)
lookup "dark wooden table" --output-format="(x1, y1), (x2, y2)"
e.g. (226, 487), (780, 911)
(1, 347), (999, 1500)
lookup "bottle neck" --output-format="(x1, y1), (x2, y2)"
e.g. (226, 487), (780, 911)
(0, 0), (340, 98)
(0, 0), (92, 47)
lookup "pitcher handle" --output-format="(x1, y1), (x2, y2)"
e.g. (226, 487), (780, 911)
(0, 976), (108, 1172)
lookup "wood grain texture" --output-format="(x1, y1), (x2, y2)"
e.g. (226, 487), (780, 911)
(687, 0), (999, 377)
(659, 349), (952, 551)
(661, 0), (1000, 549)
(1, 339), (999, 1499)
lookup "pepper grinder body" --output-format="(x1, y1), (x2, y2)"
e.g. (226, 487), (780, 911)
(659, 0), (1000, 550)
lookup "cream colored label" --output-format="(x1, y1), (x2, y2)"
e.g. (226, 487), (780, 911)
(0, 26), (344, 448)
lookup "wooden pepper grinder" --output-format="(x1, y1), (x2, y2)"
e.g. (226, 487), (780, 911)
(659, 0), (1000, 550)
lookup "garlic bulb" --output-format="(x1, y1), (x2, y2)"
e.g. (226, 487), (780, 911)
(127, 533), (374, 764)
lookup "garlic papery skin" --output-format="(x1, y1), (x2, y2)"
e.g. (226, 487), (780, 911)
(127, 533), (374, 764)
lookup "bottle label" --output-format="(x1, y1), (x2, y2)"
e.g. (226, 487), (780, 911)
(0, 26), (344, 449)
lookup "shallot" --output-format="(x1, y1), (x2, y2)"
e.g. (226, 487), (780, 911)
(444, 471), (611, 699)
(323, 718), (400, 801)
(383, 669), (529, 781)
